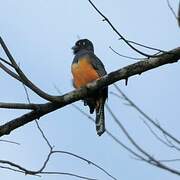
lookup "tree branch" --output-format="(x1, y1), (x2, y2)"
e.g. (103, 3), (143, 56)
(0, 37), (58, 102)
(112, 84), (180, 146)
(0, 47), (179, 137)
(0, 102), (41, 110)
(88, 0), (166, 57)
(106, 104), (180, 176)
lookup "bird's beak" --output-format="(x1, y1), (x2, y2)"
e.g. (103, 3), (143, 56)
(72, 45), (79, 54)
(71, 45), (77, 50)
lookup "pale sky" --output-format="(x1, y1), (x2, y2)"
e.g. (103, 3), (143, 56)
(0, 0), (180, 180)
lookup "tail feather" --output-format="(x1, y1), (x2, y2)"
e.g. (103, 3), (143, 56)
(96, 103), (105, 136)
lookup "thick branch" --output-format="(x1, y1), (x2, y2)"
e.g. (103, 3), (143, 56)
(0, 102), (42, 110)
(0, 47), (179, 137)
(0, 37), (57, 102)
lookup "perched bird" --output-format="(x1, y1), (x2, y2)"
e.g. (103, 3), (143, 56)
(71, 39), (108, 136)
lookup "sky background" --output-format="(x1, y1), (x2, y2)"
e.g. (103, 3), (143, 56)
(0, 0), (180, 180)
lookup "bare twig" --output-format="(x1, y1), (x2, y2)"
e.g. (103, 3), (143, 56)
(88, 0), (164, 58)
(35, 120), (53, 149)
(166, 0), (180, 27)
(53, 150), (117, 180)
(0, 139), (20, 145)
(106, 104), (180, 176)
(113, 84), (180, 147)
(0, 37), (57, 102)
(0, 165), (29, 175)
(0, 57), (13, 67)
(0, 61), (21, 81)
(166, 0), (178, 19)
(109, 95), (178, 150)
(159, 159), (180, 163)
(161, 127), (180, 151)
(0, 162), (96, 180)
(40, 171), (97, 180)
(109, 46), (142, 60)
(54, 85), (150, 162)
(74, 103), (150, 163)
(54, 85), (118, 180)
(0, 149), (118, 180)
(124, 40), (166, 53)
(139, 116), (177, 149)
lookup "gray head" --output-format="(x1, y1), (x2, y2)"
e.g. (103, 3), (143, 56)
(72, 39), (94, 54)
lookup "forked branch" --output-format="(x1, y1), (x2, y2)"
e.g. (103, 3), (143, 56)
(0, 37), (179, 137)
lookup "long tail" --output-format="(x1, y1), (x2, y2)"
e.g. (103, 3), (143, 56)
(96, 100), (105, 136)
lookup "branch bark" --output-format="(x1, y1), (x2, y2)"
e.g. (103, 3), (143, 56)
(0, 47), (179, 137)
(0, 102), (41, 110)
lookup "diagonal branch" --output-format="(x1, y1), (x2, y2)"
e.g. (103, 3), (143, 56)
(0, 57), (14, 67)
(0, 37), (57, 102)
(0, 47), (179, 137)
(113, 84), (180, 146)
(0, 161), (96, 180)
(166, 0), (180, 27)
(166, 0), (178, 20)
(0, 61), (21, 81)
(0, 102), (41, 110)
(88, 0), (165, 57)
(106, 104), (180, 176)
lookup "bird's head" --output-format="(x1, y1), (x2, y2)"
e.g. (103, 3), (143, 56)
(72, 39), (94, 54)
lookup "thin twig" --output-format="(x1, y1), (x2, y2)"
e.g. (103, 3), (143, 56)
(52, 150), (118, 180)
(35, 120), (53, 149)
(40, 171), (98, 180)
(159, 159), (180, 163)
(0, 36), (56, 102)
(0, 165), (33, 175)
(0, 61), (21, 81)
(0, 57), (13, 67)
(139, 116), (176, 149)
(0, 163), (95, 179)
(113, 84), (180, 146)
(0, 139), (20, 145)
(65, 98), (151, 166)
(166, 0), (178, 19)
(125, 40), (166, 53)
(88, 0), (162, 58)
(22, 82), (52, 149)
(109, 46), (142, 60)
(106, 103), (180, 176)
(112, 87), (180, 151)
(53, 85), (118, 180)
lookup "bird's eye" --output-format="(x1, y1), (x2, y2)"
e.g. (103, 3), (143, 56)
(76, 42), (80, 46)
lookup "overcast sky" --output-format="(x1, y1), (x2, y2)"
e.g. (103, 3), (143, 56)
(0, 0), (180, 180)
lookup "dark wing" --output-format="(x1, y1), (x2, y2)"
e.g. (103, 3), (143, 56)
(87, 51), (108, 99)
(87, 52), (107, 77)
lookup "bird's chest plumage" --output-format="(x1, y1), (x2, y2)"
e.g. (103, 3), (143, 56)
(71, 57), (99, 89)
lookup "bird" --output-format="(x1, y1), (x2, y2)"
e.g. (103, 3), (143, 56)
(71, 39), (108, 136)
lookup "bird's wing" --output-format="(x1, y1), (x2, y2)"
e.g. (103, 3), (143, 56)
(87, 52), (107, 77)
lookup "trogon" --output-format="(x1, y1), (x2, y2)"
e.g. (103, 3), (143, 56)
(71, 39), (108, 136)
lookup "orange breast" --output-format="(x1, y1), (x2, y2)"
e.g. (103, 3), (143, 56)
(71, 58), (100, 89)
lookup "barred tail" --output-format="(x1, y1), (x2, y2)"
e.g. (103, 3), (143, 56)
(96, 102), (105, 136)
